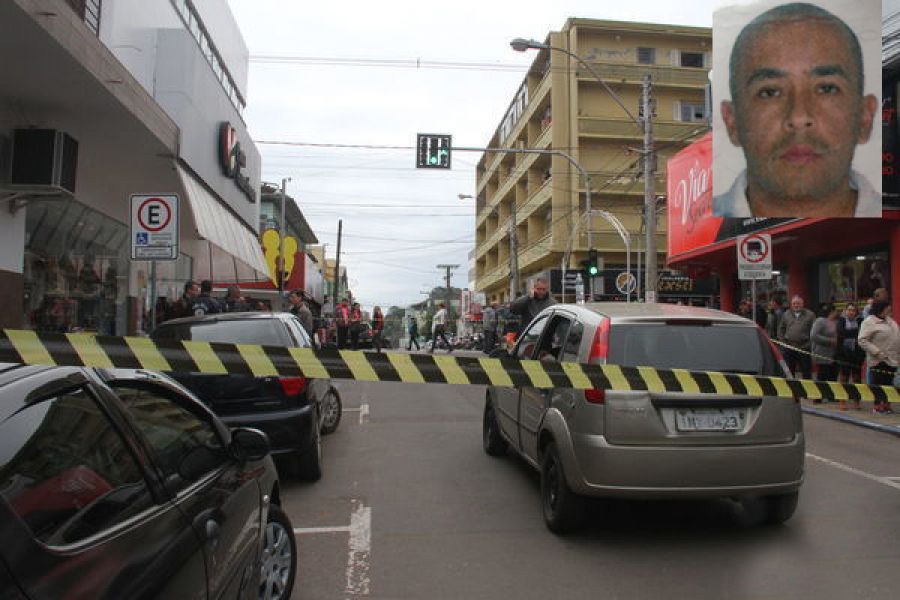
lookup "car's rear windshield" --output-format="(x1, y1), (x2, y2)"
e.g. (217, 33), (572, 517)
(608, 322), (778, 375)
(152, 319), (286, 346)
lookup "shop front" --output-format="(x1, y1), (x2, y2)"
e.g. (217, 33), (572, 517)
(666, 134), (900, 314)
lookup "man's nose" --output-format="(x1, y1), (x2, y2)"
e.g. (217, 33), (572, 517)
(784, 87), (814, 130)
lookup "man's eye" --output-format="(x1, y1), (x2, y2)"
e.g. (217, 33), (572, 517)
(757, 87), (781, 98)
(817, 83), (840, 95)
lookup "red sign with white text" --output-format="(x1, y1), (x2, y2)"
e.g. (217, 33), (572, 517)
(666, 133), (722, 259)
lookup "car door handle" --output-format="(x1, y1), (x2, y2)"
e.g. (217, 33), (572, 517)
(194, 510), (221, 544)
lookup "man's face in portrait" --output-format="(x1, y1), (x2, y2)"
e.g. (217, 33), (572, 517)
(721, 15), (877, 213)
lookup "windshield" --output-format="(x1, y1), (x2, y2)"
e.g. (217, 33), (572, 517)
(608, 323), (779, 375)
(152, 319), (286, 347)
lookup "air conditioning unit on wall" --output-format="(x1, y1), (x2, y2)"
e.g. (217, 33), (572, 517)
(8, 129), (78, 194)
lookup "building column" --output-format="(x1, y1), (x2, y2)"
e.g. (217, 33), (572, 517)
(890, 224), (900, 315)
(0, 210), (26, 329)
(788, 258), (809, 304)
(719, 261), (736, 313)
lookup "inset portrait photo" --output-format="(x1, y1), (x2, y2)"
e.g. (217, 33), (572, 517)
(712, 1), (881, 218)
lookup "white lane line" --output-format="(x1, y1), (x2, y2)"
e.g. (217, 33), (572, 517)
(293, 525), (350, 534)
(359, 403), (369, 424)
(807, 453), (900, 491)
(346, 499), (371, 596)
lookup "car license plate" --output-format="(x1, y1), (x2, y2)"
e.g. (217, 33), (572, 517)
(675, 408), (745, 432)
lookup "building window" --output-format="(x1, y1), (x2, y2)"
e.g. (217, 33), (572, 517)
(818, 252), (889, 305)
(680, 102), (707, 122)
(680, 51), (704, 68)
(637, 47), (656, 65)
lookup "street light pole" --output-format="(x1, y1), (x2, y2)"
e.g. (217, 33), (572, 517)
(511, 37), (652, 302)
(279, 177), (291, 310)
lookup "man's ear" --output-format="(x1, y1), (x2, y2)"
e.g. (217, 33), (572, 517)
(721, 100), (742, 146)
(857, 94), (878, 144)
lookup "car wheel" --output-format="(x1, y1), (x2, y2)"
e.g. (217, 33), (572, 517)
(766, 492), (799, 525)
(483, 401), (508, 456)
(540, 441), (585, 534)
(296, 414), (323, 481)
(259, 504), (297, 600)
(320, 387), (343, 435)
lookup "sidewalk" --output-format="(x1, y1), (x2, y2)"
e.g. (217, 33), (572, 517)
(801, 398), (900, 436)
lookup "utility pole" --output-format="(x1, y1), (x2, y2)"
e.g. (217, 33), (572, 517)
(436, 264), (459, 331)
(333, 219), (343, 302)
(508, 200), (519, 299)
(642, 74), (657, 303)
(278, 177), (291, 310)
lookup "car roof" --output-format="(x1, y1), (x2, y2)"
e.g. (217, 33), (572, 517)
(551, 302), (753, 326)
(154, 311), (288, 327)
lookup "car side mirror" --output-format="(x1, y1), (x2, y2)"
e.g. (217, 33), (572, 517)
(488, 347), (510, 359)
(230, 427), (271, 462)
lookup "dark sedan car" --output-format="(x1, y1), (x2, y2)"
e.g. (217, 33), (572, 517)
(0, 364), (296, 600)
(151, 312), (342, 480)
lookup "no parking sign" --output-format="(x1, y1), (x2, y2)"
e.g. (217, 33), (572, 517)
(736, 233), (772, 280)
(131, 194), (179, 260)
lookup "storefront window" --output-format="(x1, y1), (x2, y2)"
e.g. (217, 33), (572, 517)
(819, 252), (890, 306)
(23, 198), (130, 335)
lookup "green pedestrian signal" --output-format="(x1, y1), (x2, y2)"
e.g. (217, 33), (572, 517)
(587, 249), (600, 277)
(416, 134), (452, 169)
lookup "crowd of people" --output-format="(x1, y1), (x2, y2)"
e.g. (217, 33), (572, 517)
(740, 289), (899, 414)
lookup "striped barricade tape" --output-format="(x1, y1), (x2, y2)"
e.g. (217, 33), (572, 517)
(1, 329), (898, 404)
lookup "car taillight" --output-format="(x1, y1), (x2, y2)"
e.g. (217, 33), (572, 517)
(279, 377), (307, 396)
(584, 388), (606, 404)
(584, 318), (610, 403)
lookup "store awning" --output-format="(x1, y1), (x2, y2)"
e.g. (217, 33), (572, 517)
(176, 165), (273, 284)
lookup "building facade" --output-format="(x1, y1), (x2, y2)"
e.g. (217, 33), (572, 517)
(474, 18), (711, 303)
(0, 0), (269, 334)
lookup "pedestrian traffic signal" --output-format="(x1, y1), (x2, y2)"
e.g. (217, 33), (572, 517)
(416, 133), (452, 169)
(586, 249), (600, 277)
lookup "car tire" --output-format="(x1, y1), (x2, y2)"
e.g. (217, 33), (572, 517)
(540, 441), (585, 534)
(765, 491), (799, 525)
(483, 401), (508, 456)
(296, 413), (323, 481)
(259, 504), (297, 600)
(320, 387), (343, 435)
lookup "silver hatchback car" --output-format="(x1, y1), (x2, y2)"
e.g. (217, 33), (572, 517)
(483, 302), (804, 534)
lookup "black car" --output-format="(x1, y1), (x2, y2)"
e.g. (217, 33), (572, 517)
(151, 312), (342, 480)
(0, 364), (296, 600)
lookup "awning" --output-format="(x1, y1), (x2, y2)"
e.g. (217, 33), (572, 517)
(176, 165), (273, 284)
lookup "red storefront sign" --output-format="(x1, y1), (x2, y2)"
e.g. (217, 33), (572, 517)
(666, 133), (722, 260)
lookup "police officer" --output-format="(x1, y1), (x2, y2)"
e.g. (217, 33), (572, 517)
(192, 280), (222, 316)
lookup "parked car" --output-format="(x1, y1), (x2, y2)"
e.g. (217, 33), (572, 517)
(151, 312), (342, 480)
(483, 302), (804, 534)
(0, 364), (296, 599)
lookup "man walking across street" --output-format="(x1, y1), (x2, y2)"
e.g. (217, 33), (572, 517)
(430, 302), (452, 353)
(510, 278), (557, 334)
(778, 294), (816, 379)
(407, 315), (420, 351)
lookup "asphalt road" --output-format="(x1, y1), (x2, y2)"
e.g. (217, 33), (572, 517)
(280, 378), (900, 600)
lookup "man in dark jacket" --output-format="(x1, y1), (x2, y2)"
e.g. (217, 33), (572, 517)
(166, 280), (199, 320)
(509, 278), (557, 334)
(778, 294), (816, 379)
(191, 280), (222, 316)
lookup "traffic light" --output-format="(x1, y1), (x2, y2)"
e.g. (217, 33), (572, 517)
(586, 249), (600, 277)
(416, 134), (452, 169)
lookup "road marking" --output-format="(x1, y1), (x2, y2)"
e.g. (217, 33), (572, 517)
(293, 525), (351, 534)
(807, 453), (900, 491)
(346, 498), (371, 596)
(343, 403), (370, 424)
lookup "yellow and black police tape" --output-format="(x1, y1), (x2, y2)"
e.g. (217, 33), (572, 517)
(0, 329), (897, 405)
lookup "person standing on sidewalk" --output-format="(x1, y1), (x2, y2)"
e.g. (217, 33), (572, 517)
(858, 300), (900, 414)
(407, 315), (420, 351)
(810, 303), (839, 389)
(371, 306), (385, 353)
(430, 303), (452, 353)
(837, 303), (865, 396)
(777, 295), (816, 379)
(335, 298), (350, 349)
(349, 302), (363, 350)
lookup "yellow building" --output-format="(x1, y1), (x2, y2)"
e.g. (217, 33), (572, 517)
(475, 18), (711, 302)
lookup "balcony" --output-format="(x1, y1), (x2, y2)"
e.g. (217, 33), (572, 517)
(579, 117), (705, 142)
(518, 234), (553, 270)
(65, 0), (102, 35)
(475, 223), (509, 260)
(476, 264), (511, 292)
(578, 61), (709, 89)
(516, 180), (552, 224)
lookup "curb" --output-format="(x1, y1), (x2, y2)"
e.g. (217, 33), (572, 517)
(801, 405), (900, 437)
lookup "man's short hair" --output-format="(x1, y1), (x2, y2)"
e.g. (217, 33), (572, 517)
(870, 300), (891, 318)
(729, 2), (864, 102)
(200, 280), (213, 294)
(183, 280), (198, 294)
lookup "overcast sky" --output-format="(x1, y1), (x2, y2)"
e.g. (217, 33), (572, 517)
(226, 0), (730, 310)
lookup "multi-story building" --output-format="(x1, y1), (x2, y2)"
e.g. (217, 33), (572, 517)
(0, 0), (269, 334)
(474, 18), (711, 303)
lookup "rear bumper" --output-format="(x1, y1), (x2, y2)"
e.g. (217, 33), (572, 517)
(219, 404), (316, 455)
(564, 432), (805, 498)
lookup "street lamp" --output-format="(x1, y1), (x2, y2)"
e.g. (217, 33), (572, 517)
(511, 37), (654, 302)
